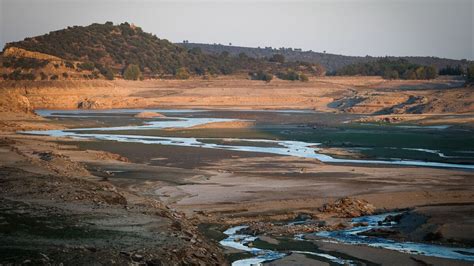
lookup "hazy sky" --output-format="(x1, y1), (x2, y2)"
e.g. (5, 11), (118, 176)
(1, 0), (473, 59)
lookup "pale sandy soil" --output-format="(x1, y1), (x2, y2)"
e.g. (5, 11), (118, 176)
(1, 76), (472, 130)
(162, 156), (473, 223)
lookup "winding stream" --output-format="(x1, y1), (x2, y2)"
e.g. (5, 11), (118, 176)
(315, 213), (474, 262)
(24, 109), (474, 171)
(24, 129), (474, 170)
(220, 226), (353, 266)
(221, 212), (474, 265)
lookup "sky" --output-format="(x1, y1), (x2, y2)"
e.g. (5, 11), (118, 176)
(1, 0), (473, 60)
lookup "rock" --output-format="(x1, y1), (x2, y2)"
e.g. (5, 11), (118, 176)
(134, 111), (166, 118)
(77, 99), (102, 109)
(360, 228), (400, 238)
(39, 253), (50, 261)
(318, 197), (376, 218)
(378, 213), (404, 225)
(132, 254), (144, 261)
(86, 246), (97, 252)
(424, 231), (443, 241)
(353, 222), (369, 227)
(119, 251), (130, 257)
(146, 259), (163, 266)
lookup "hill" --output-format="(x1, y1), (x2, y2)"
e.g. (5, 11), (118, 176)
(2, 22), (323, 80)
(179, 43), (471, 73)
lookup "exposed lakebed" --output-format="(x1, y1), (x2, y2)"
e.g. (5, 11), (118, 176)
(22, 109), (474, 264)
(26, 109), (474, 170)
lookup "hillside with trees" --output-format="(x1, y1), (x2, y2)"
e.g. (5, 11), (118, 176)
(180, 43), (471, 73)
(332, 58), (438, 80)
(1, 22), (324, 81)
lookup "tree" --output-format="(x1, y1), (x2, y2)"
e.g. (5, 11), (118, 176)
(249, 70), (273, 82)
(277, 69), (300, 81)
(415, 67), (426, 80)
(424, 66), (437, 80)
(402, 69), (417, 80)
(383, 70), (399, 80)
(299, 73), (309, 82)
(467, 63), (474, 83)
(269, 54), (285, 64)
(103, 67), (115, 80)
(175, 67), (190, 80)
(439, 65), (464, 75)
(123, 64), (141, 80)
(77, 61), (95, 71)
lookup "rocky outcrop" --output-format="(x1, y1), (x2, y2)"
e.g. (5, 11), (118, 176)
(77, 98), (103, 109)
(0, 89), (32, 113)
(319, 197), (376, 218)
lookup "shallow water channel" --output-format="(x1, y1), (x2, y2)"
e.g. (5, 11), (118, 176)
(221, 212), (474, 265)
(23, 109), (474, 264)
(24, 109), (474, 170)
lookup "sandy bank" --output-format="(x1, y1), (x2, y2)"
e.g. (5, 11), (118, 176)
(1, 77), (471, 120)
(134, 111), (166, 118)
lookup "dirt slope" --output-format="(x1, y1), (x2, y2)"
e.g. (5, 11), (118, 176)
(0, 136), (227, 265)
(0, 76), (471, 114)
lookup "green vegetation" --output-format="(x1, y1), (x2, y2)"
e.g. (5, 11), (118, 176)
(334, 58), (438, 80)
(269, 54), (285, 63)
(439, 65), (464, 75)
(123, 64), (141, 80)
(2, 70), (35, 80)
(276, 69), (308, 81)
(175, 67), (190, 80)
(5, 22), (255, 77)
(2, 57), (49, 69)
(102, 68), (115, 80)
(248, 70), (273, 82)
(4, 22), (322, 80)
(299, 73), (309, 82)
(467, 63), (474, 84)
(64, 61), (75, 69)
(77, 61), (95, 71)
